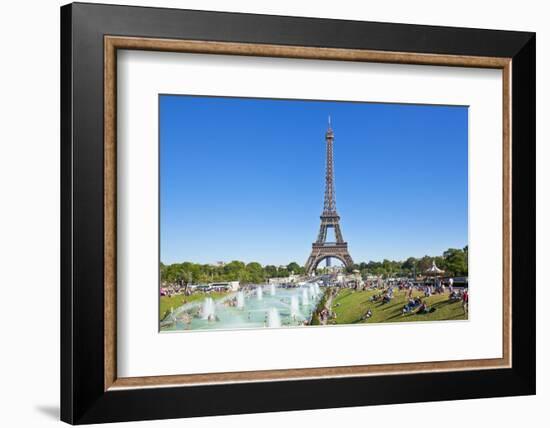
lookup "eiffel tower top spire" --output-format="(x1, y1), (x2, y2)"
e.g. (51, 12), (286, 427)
(323, 116), (337, 215)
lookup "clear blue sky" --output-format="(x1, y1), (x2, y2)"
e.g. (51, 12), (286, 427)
(160, 95), (468, 266)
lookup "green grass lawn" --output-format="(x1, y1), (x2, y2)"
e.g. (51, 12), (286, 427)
(330, 288), (467, 325)
(159, 292), (227, 321)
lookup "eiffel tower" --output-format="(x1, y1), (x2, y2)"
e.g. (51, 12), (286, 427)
(305, 117), (354, 274)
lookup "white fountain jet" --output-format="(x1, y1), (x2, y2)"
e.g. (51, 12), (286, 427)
(267, 307), (281, 328)
(314, 283), (320, 295)
(302, 288), (310, 306)
(309, 284), (316, 299)
(201, 297), (216, 321)
(236, 291), (245, 309)
(256, 286), (263, 300)
(270, 283), (276, 296)
(290, 295), (300, 318)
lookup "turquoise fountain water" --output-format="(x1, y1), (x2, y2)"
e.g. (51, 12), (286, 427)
(161, 283), (324, 332)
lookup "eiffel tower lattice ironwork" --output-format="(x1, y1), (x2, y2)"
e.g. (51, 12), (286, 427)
(304, 117), (354, 274)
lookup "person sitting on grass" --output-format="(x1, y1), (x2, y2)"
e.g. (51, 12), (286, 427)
(402, 298), (418, 314)
(417, 301), (436, 314)
(362, 309), (372, 320)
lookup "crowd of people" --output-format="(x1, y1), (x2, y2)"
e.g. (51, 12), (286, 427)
(357, 277), (469, 320)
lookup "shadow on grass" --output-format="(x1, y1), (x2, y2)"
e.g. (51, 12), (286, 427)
(432, 298), (458, 307)
(387, 312), (408, 321)
(334, 292), (354, 304)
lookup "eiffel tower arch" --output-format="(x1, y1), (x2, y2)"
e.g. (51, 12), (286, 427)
(305, 117), (354, 275)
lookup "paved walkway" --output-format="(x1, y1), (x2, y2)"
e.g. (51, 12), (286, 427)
(320, 290), (335, 325)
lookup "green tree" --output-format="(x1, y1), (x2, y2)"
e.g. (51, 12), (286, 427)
(286, 262), (302, 275)
(246, 262), (265, 283)
(264, 265), (278, 278)
(402, 257), (418, 272)
(443, 248), (468, 276)
(417, 255), (433, 273)
(224, 261), (245, 281)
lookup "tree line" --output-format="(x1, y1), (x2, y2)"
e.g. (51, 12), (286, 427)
(160, 260), (304, 285)
(161, 246), (467, 285)
(354, 246), (468, 278)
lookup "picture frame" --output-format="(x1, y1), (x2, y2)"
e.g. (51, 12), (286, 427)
(61, 2), (535, 424)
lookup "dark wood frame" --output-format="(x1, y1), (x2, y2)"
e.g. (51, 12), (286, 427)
(61, 2), (535, 424)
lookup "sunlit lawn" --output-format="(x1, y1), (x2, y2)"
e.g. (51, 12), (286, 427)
(159, 292), (227, 321)
(331, 288), (467, 325)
